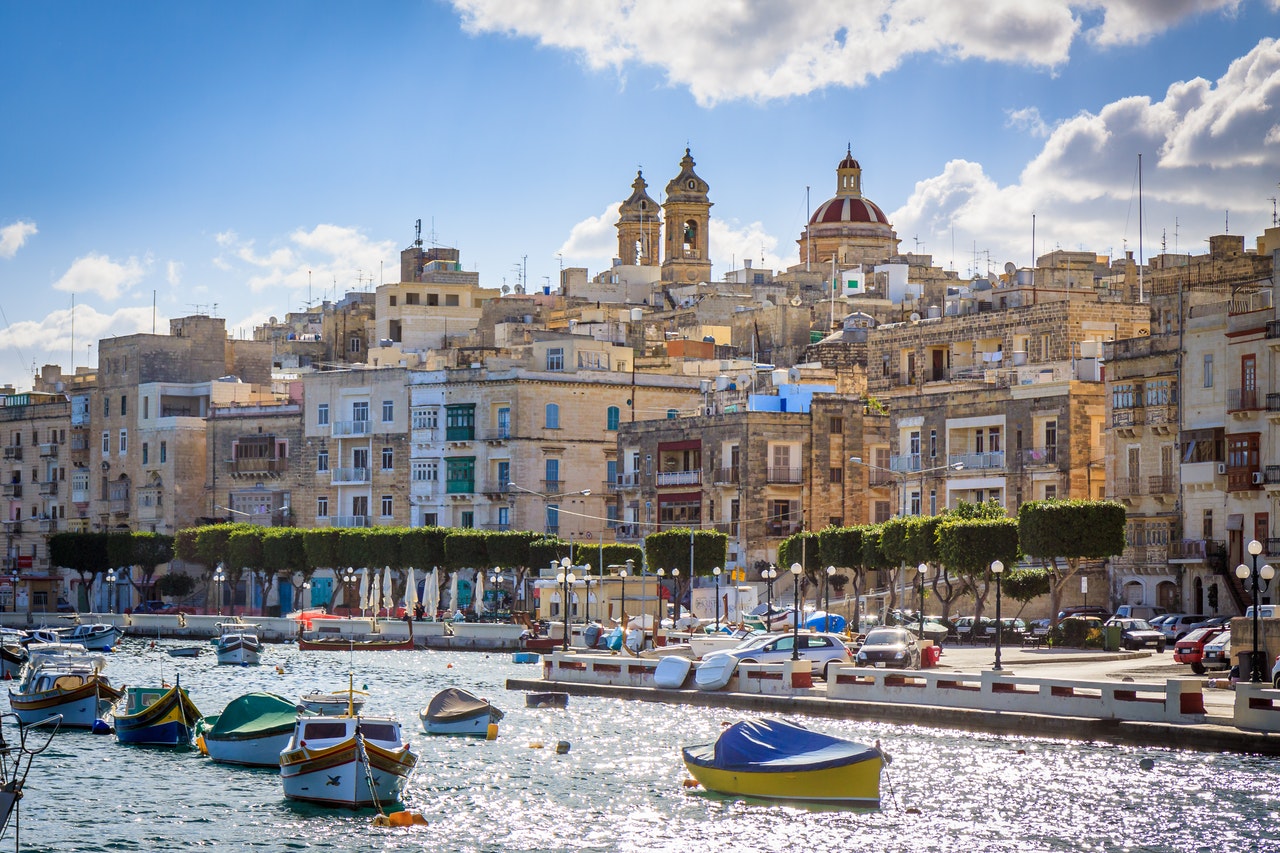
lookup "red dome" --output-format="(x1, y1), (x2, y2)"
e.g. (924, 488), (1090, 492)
(809, 197), (888, 226)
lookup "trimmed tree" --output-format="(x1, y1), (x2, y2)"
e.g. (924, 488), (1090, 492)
(1018, 499), (1127, 628)
(48, 531), (110, 611)
(643, 528), (728, 620)
(131, 532), (175, 603)
(935, 517), (1020, 636)
(818, 525), (867, 630)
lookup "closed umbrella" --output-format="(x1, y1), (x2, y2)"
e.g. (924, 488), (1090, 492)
(367, 574), (380, 616)
(357, 568), (368, 616)
(473, 571), (485, 618)
(405, 566), (419, 614)
(425, 568), (440, 619)
(448, 572), (459, 614)
(382, 565), (394, 616)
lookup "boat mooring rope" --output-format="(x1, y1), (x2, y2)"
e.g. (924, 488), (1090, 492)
(354, 728), (385, 817)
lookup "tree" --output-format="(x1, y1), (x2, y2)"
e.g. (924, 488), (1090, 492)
(778, 530), (821, 604)
(225, 527), (266, 616)
(1018, 500), (1126, 628)
(48, 532), (110, 610)
(936, 517), (1020, 635)
(1002, 567), (1052, 619)
(860, 525), (894, 615)
(643, 529), (728, 618)
(263, 528), (308, 613)
(818, 526), (867, 629)
(131, 532), (175, 602)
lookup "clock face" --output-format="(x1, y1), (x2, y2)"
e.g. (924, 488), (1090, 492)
(686, 270), (697, 282)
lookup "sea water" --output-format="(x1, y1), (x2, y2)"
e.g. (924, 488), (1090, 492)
(8, 637), (1277, 853)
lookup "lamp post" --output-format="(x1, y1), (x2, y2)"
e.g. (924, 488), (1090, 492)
(1235, 538), (1275, 682)
(341, 566), (357, 618)
(106, 568), (117, 614)
(712, 566), (722, 632)
(556, 563), (576, 652)
(655, 568), (665, 645)
(619, 563), (628, 628)
(849, 456), (964, 517)
(213, 564), (226, 617)
(991, 560), (1005, 671)
(583, 575), (593, 625)
(670, 568), (680, 627)
(489, 570), (501, 623)
(825, 566), (836, 632)
(789, 563), (803, 659)
(916, 562), (928, 641)
(763, 565), (777, 620)
(302, 580), (311, 610)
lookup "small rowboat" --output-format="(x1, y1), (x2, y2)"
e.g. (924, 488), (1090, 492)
(419, 687), (503, 737)
(297, 634), (413, 652)
(197, 691), (304, 767)
(299, 689), (366, 715)
(113, 683), (203, 747)
(682, 718), (884, 806)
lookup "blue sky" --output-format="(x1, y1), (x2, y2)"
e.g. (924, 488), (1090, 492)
(3, 1), (1279, 392)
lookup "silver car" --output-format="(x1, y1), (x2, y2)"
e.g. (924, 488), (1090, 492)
(701, 631), (852, 679)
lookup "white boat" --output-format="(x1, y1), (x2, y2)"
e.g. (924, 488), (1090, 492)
(215, 624), (263, 666)
(419, 687), (503, 737)
(197, 691), (304, 767)
(55, 623), (123, 652)
(7, 643), (123, 728)
(279, 683), (417, 807)
(299, 689), (366, 715)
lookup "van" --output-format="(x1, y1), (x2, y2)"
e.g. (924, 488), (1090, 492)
(1244, 605), (1277, 619)
(1112, 605), (1167, 621)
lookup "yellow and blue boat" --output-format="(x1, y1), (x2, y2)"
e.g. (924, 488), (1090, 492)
(682, 718), (883, 806)
(114, 682), (202, 747)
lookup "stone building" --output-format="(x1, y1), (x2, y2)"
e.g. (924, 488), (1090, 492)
(205, 389), (304, 528)
(797, 147), (900, 271)
(661, 149), (713, 285)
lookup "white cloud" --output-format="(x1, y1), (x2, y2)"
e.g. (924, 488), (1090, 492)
(890, 37), (1280, 272)
(0, 303), (158, 365)
(1006, 107), (1052, 138)
(451, 1), (1220, 105)
(0, 221), (37, 259)
(166, 261), (183, 286)
(711, 219), (792, 276)
(212, 224), (398, 296)
(556, 202), (622, 267)
(51, 252), (149, 300)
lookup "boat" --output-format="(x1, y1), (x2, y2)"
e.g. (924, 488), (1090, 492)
(197, 691), (305, 767)
(279, 677), (418, 808)
(682, 718), (884, 806)
(299, 689), (366, 715)
(113, 682), (203, 746)
(166, 646), (203, 658)
(693, 654), (738, 691)
(215, 624), (263, 665)
(419, 687), (503, 737)
(7, 643), (123, 729)
(653, 655), (693, 689)
(0, 640), (27, 680)
(525, 691), (568, 709)
(297, 632), (413, 652)
(56, 623), (123, 652)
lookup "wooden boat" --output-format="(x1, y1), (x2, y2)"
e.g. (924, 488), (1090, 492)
(0, 641), (27, 680)
(682, 718), (884, 806)
(419, 687), (503, 737)
(297, 633), (412, 652)
(197, 691), (304, 767)
(525, 691), (568, 709)
(7, 644), (123, 729)
(166, 646), (203, 658)
(56, 623), (123, 652)
(693, 654), (738, 691)
(299, 689), (366, 715)
(113, 683), (203, 746)
(215, 624), (263, 665)
(279, 677), (417, 807)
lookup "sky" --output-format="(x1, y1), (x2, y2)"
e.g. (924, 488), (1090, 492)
(2, 0), (1280, 393)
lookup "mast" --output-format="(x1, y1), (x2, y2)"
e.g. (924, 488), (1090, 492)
(1138, 153), (1144, 303)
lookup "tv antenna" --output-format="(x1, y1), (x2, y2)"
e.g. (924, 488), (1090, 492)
(1269, 197), (1278, 228)
(414, 218), (423, 248)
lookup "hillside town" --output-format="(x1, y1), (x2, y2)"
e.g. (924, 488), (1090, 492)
(3, 147), (1277, 623)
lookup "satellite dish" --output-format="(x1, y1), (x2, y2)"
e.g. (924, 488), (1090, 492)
(501, 284), (510, 295)
(1004, 261), (1017, 275)
(789, 295), (802, 307)
(909, 312), (921, 323)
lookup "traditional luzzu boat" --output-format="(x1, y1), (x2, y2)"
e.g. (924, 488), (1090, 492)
(55, 623), (123, 652)
(215, 624), (263, 666)
(682, 718), (885, 806)
(197, 691), (305, 767)
(113, 681), (203, 746)
(297, 622), (414, 652)
(419, 687), (503, 737)
(299, 689), (366, 715)
(7, 643), (123, 729)
(0, 640), (27, 680)
(279, 679), (418, 808)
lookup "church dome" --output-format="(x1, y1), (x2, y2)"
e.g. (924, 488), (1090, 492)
(809, 196), (889, 226)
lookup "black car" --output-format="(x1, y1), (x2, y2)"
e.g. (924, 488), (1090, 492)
(1106, 618), (1166, 652)
(854, 627), (921, 669)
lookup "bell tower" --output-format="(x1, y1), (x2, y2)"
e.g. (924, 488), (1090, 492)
(661, 149), (712, 283)
(615, 170), (661, 266)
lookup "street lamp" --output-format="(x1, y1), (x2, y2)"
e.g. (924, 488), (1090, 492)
(763, 565), (777, 619)
(916, 562), (928, 642)
(654, 568), (665, 646)
(711, 567), (723, 632)
(106, 568), (117, 614)
(583, 575), (593, 625)
(213, 563), (227, 617)
(1235, 538), (1275, 682)
(556, 563), (576, 652)
(671, 568), (680, 626)
(991, 560), (1005, 671)
(790, 563), (803, 660)
(825, 565), (836, 632)
(619, 563), (628, 629)
(489, 570), (501, 623)
(341, 566), (357, 618)
(849, 456), (964, 516)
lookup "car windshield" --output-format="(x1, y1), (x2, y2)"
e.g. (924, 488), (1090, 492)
(864, 629), (907, 646)
(1205, 633), (1232, 650)
(1128, 620), (1154, 630)
(1180, 628), (1213, 643)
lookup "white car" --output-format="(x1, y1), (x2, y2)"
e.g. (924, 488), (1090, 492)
(700, 631), (852, 679)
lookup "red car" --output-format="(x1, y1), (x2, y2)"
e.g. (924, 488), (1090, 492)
(1173, 626), (1226, 674)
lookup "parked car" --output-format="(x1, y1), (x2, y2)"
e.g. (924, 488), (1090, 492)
(1105, 618), (1166, 652)
(1270, 654), (1280, 689)
(1113, 604), (1168, 621)
(55, 598), (75, 613)
(854, 627), (922, 669)
(701, 631), (852, 679)
(132, 600), (197, 615)
(1057, 605), (1111, 621)
(1159, 614), (1207, 643)
(1174, 626), (1227, 674)
(1189, 615), (1231, 632)
(1200, 629), (1233, 672)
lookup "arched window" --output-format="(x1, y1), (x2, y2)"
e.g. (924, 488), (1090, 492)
(606, 406), (620, 431)
(545, 403), (560, 429)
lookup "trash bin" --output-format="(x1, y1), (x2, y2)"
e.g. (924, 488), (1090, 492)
(922, 644), (942, 668)
(1104, 623), (1123, 652)
(1238, 651), (1265, 682)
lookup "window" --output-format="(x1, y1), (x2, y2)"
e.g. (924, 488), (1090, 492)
(1044, 484), (1057, 501)
(1204, 353), (1214, 388)
(446, 457), (475, 493)
(929, 429), (937, 457)
(497, 506), (510, 529)
(873, 500), (891, 523)
(412, 407), (438, 430)
(159, 441), (167, 463)
(120, 395), (127, 416)
(142, 396), (148, 419)
(496, 460), (510, 489)
(381, 447), (393, 470)
(829, 467), (843, 483)
(545, 403), (560, 429)
(1203, 508), (1213, 539)
(546, 504), (560, 534)
(546, 347), (565, 371)
(118, 430), (127, 455)
(381, 495), (393, 517)
(989, 427), (1001, 454)
(445, 404), (476, 440)
(103, 397), (110, 417)
(578, 351), (606, 370)
(1044, 419), (1057, 455)
(545, 458), (560, 489)
(352, 448), (368, 470)
(351, 495), (368, 518)
(102, 431), (109, 453)
(352, 401), (369, 423)
(830, 416), (843, 434)
(667, 409), (678, 419)
(349, 337), (361, 353)
(142, 443), (149, 465)
(606, 406), (620, 431)
(317, 496), (329, 517)
(497, 407), (510, 438)
(317, 403), (330, 426)
(382, 400), (394, 422)
(411, 461), (430, 482)
(317, 450), (329, 472)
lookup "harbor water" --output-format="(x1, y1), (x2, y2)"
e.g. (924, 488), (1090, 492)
(10, 637), (1279, 852)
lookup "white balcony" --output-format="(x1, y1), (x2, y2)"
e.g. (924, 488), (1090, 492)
(331, 467), (370, 484)
(331, 420), (372, 437)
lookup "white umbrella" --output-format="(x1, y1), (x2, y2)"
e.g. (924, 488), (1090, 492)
(367, 574), (380, 615)
(425, 568), (439, 619)
(404, 566), (419, 614)
(381, 565), (394, 615)
(357, 568), (368, 615)
(448, 572), (459, 613)
(473, 571), (485, 616)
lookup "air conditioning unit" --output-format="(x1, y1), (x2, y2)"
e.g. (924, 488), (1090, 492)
(1217, 463), (1227, 475)
(1253, 471), (1265, 485)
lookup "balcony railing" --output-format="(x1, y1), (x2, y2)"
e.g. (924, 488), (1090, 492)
(2, 484), (20, 498)
(38, 443), (58, 458)
(108, 498), (130, 514)
(36, 518), (57, 533)
(604, 479), (622, 493)
(1020, 447), (1058, 466)
(541, 479), (563, 493)
(766, 520), (802, 538)
(713, 468), (740, 485)
(326, 515), (370, 528)
(616, 473), (642, 489)
(1112, 407), (1144, 427)
(657, 470), (702, 487)
(1227, 388), (1263, 412)
(1169, 539), (1227, 563)
(482, 481), (511, 495)
(330, 419), (372, 437)
(613, 524), (643, 541)
(446, 480), (474, 495)
(2, 447), (20, 461)
(482, 428), (511, 441)
(1267, 538), (1280, 559)
(39, 481), (58, 496)
(1114, 477), (1143, 497)
(233, 458), (286, 474)
(868, 471), (895, 487)
(765, 467), (803, 484)
(948, 452), (1004, 470)
(1147, 474), (1175, 495)
(331, 467), (370, 484)
(713, 521), (740, 537)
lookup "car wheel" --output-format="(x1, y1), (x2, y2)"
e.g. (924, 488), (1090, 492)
(1157, 643), (1165, 653)
(822, 661), (835, 681)
(1191, 662), (1206, 675)
(739, 658), (758, 666)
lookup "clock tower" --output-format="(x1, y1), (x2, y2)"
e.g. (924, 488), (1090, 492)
(661, 149), (712, 283)
(616, 170), (661, 267)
